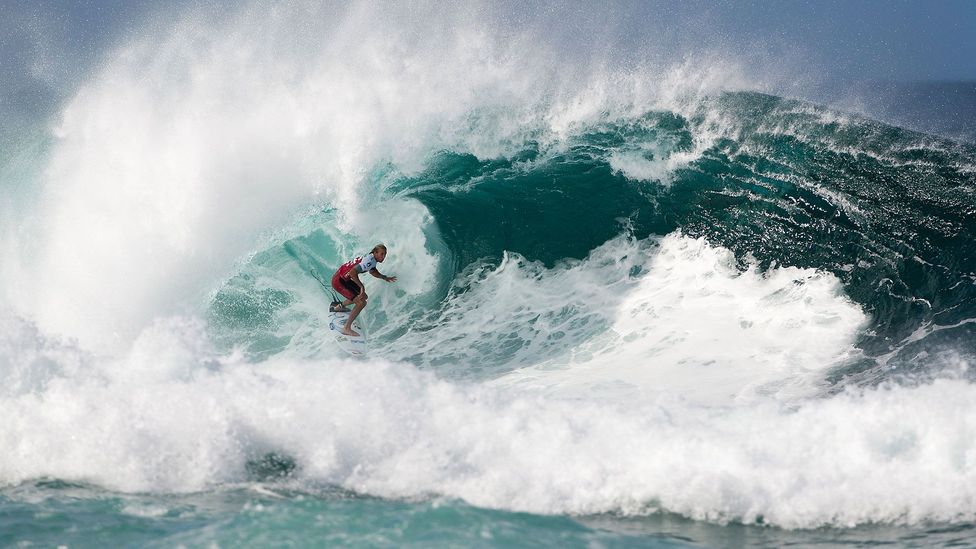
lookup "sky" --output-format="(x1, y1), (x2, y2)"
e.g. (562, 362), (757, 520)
(650, 0), (976, 82)
(3, 0), (975, 86)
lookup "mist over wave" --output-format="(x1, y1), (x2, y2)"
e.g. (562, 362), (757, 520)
(2, 1), (975, 534)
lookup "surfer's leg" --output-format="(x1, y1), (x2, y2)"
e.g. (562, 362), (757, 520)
(342, 295), (367, 336)
(331, 275), (359, 313)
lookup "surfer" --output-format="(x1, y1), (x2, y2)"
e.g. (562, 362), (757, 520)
(330, 244), (397, 336)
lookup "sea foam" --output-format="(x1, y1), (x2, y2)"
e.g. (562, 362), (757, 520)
(0, 311), (973, 529)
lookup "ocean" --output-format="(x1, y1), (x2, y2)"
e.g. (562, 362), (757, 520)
(2, 3), (975, 547)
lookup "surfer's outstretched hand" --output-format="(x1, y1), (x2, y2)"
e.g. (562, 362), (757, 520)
(384, 275), (397, 282)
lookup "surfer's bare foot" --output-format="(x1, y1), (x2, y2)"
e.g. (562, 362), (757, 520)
(342, 328), (360, 337)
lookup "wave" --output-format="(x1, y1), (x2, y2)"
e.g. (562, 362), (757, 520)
(2, 1), (975, 532)
(1, 2), (767, 351)
(208, 92), (974, 374)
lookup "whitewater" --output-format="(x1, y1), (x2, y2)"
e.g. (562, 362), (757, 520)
(2, 3), (975, 547)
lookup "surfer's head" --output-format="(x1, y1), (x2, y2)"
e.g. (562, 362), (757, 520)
(372, 244), (388, 262)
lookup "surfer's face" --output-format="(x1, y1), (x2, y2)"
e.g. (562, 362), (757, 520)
(375, 249), (387, 262)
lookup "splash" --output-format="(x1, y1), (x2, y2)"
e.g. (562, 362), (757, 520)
(3, 3), (760, 351)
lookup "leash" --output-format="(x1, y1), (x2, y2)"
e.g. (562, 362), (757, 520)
(309, 269), (342, 304)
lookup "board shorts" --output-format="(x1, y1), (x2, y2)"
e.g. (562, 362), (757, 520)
(332, 272), (362, 300)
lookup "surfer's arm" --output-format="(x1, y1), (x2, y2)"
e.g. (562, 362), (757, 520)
(369, 268), (396, 282)
(348, 269), (367, 292)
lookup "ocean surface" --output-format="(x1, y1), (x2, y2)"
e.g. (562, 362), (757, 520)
(2, 4), (976, 547)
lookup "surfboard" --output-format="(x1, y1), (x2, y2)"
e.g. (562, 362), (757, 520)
(328, 309), (368, 356)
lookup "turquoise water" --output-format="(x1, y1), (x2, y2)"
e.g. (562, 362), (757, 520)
(2, 3), (976, 547)
(6, 482), (976, 548)
(2, 483), (696, 548)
